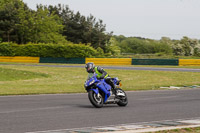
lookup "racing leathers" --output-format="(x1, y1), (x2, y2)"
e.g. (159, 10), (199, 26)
(87, 66), (116, 91)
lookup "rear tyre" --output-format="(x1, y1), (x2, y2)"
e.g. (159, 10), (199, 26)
(116, 88), (128, 106)
(88, 90), (104, 108)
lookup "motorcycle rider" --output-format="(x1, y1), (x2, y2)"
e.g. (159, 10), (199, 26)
(85, 62), (119, 96)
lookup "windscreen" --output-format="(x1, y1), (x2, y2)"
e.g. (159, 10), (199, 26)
(87, 73), (94, 80)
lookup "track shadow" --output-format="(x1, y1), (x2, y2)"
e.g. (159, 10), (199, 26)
(76, 104), (120, 108)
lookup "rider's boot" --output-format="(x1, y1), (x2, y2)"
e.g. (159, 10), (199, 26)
(109, 82), (117, 95)
(111, 83), (125, 97)
(110, 83), (123, 97)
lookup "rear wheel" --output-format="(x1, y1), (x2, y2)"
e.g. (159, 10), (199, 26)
(116, 88), (128, 106)
(88, 90), (104, 108)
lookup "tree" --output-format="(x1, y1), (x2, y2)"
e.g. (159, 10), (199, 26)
(113, 35), (126, 42)
(172, 36), (200, 56)
(114, 36), (173, 54)
(15, 1), (32, 44)
(47, 4), (112, 51)
(0, 1), (66, 44)
(180, 36), (193, 56)
(0, 0), (21, 42)
(105, 37), (121, 55)
(30, 5), (66, 44)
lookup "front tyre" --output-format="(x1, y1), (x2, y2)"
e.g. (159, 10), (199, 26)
(88, 90), (104, 108)
(116, 88), (128, 107)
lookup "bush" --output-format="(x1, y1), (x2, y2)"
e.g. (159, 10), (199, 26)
(0, 42), (98, 58)
(0, 42), (16, 56)
(96, 47), (105, 57)
(118, 37), (173, 54)
(194, 45), (200, 57)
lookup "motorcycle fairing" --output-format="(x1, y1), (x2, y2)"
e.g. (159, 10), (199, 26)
(89, 88), (99, 95)
(96, 80), (111, 102)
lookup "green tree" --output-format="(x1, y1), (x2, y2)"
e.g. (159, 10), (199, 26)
(113, 35), (126, 43)
(104, 37), (121, 55)
(172, 36), (200, 56)
(114, 36), (173, 54)
(180, 36), (193, 56)
(0, 1), (66, 44)
(0, 0), (21, 42)
(30, 5), (66, 44)
(47, 4), (112, 51)
(15, 1), (32, 44)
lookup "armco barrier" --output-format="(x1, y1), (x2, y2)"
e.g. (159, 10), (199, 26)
(132, 59), (179, 65)
(0, 56), (39, 63)
(39, 57), (85, 64)
(179, 59), (200, 66)
(86, 58), (132, 65)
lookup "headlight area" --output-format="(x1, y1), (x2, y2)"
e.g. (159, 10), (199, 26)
(89, 80), (95, 85)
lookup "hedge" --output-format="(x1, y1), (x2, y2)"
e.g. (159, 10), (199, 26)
(0, 42), (100, 58)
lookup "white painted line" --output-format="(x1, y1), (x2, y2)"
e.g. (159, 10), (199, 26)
(178, 119), (200, 124)
(102, 125), (200, 133)
(95, 127), (124, 131)
(26, 129), (68, 133)
(26, 117), (200, 133)
(119, 125), (146, 130)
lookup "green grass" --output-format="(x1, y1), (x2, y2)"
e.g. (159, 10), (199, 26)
(0, 63), (200, 95)
(118, 54), (200, 59)
(1, 62), (200, 69)
(0, 67), (49, 81)
(131, 65), (200, 69)
(150, 127), (200, 133)
(100, 64), (200, 69)
(109, 69), (200, 91)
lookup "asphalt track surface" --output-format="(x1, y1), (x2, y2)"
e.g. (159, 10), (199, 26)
(0, 89), (200, 133)
(1, 64), (200, 133)
(1, 63), (200, 72)
(22, 64), (200, 72)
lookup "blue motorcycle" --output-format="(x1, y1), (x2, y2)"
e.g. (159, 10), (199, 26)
(84, 74), (128, 108)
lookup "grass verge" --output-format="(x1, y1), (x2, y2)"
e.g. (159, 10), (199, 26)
(0, 67), (49, 81)
(151, 126), (200, 133)
(0, 63), (200, 95)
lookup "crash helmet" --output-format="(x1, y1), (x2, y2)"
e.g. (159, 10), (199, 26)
(85, 62), (95, 73)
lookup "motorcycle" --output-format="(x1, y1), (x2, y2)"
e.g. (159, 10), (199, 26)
(84, 74), (128, 108)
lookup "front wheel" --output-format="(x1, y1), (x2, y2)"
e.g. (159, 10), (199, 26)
(88, 90), (104, 108)
(116, 88), (128, 107)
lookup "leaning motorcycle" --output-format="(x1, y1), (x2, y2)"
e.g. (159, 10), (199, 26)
(84, 74), (128, 108)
